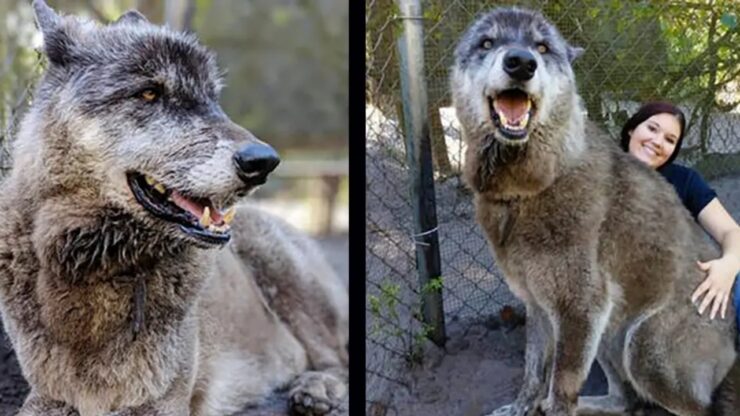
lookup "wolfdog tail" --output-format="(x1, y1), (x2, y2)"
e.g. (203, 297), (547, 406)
(712, 358), (740, 415)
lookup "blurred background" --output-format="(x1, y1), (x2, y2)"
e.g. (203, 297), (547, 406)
(0, 1), (348, 414)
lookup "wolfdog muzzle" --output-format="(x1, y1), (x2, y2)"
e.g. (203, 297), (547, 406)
(127, 143), (280, 245)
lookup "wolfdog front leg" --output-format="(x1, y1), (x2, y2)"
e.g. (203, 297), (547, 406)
(489, 302), (552, 416)
(538, 275), (611, 416)
(514, 302), (553, 416)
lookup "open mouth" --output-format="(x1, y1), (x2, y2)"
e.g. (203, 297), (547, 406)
(127, 172), (235, 245)
(489, 88), (536, 141)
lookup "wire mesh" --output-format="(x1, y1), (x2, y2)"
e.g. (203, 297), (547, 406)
(367, 0), (740, 411)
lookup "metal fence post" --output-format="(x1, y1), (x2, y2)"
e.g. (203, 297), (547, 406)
(395, 0), (446, 347)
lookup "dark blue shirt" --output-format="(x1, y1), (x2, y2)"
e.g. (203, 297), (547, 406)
(658, 163), (717, 220)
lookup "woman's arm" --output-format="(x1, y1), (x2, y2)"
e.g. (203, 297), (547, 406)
(691, 197), (740, 319)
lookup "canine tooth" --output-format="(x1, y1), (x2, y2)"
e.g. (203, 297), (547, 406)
(145, 175), (156, 185)
(525, 99), (532, 112)
(200, 207), (211, 227)
(154, 183), (166, 194)
(223, 207), (236, 224)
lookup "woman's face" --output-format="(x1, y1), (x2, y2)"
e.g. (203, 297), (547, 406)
(628, 113), (682, 169)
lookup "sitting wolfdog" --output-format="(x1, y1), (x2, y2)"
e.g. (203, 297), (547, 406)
(0, 1), (348, 415)
(451, 8), (739, 416)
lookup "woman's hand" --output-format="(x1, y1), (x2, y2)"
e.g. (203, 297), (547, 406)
(691, 258), (738, 319)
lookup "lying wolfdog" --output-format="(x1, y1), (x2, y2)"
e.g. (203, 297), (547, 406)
(0, 1), (348, 415)
(451, 7), (739, 416)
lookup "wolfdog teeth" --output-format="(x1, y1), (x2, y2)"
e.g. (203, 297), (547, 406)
(502, 112), (529, 130)
(153, 183), (166, 194)
(223, 207), (236, 225)
(206, 223), (230, 233)
(517, 112), (530, 128)
(200, 207), (211, 227)
(145, 175), (156, 186)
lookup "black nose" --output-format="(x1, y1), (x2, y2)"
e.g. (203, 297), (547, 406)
(233, 143), (280, 184)
(503, 49), (537, 81)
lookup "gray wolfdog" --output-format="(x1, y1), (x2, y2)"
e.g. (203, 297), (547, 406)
(451, 8), (739, 416)
(0, 1), (348, 415)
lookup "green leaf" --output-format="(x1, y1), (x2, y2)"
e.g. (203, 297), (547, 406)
(368, 295), (381, 316)
(423, 276), (444, 292)
(720, 13), (737, 30)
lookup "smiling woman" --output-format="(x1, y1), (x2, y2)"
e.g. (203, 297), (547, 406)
(620, 102), (686, 169)
(626, 113), (680, 168)
(621, 102), (740, 327)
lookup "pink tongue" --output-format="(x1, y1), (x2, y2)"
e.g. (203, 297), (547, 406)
(495, 96), (529, 122)
(170, 191), (223, 224)
(211, 209), (223, 224)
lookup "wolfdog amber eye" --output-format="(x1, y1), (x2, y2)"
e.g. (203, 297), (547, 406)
(481, 39), (493, 50)
(139, 89), (160, 102)
(536, 43), (549, 54)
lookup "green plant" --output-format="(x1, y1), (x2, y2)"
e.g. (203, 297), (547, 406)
(367, 276), (445, 367)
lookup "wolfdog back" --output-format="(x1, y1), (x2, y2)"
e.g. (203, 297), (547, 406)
(0, 1), (348, 415)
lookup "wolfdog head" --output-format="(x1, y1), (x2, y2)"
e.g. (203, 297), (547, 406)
(451, 8), (584, 147)
(18, 0), (279, 249)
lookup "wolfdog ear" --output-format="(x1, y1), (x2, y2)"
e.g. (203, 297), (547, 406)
(33, 0), (62, 32)
(32, 0), (60, 33)
(567, 45), (585, 63)
(32, 0), (75, 67)
(114, 10), (149, 26)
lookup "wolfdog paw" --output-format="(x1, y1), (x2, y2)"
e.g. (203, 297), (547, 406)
(487, 404), (516, 416)
(576, 395), (627, 415)
(539, 398), (575, 416)
(289, 371), (347, 415)
(486, 403), (544, 416)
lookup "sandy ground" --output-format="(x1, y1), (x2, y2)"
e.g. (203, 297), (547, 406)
(386, 318), (676, 416)
(0, 234), (348, 416)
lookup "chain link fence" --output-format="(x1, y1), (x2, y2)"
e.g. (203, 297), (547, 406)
(366, 0), (740, 412)
(0, 0), (43, 175)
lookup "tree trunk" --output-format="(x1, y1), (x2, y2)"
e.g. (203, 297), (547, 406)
(700, 10), (719, 155)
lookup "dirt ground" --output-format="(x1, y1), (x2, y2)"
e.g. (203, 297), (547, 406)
(388, 318), (674, 416)
(0, 234), (348, 416)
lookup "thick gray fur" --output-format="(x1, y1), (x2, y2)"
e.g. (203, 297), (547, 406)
(0, 1), (348, 415)
(451, 7), (739, 416)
